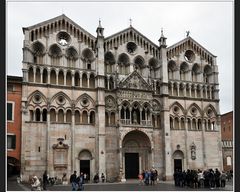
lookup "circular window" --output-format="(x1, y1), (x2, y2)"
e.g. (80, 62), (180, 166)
(126, 42), (137, 54)
(57, 31), (71, 46)
(33, 94), (42, 104)
(173, 106), (179, 114)
(184, 50), (195, 63)
(191, 107), (197, 115)
(81, 98), (89, 107)
(207, 109), (213, 117)
(56, 96), (66, 105)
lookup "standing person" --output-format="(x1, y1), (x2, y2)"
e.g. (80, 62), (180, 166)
(215, 168), (221, 188)
(220, 171), (226, 187)
(77, 172), (84, 191)
(138, 172), (143, 185)
(83, 173), (87, 183)
(42, 171), (48, 190)
(31, 176), (42, 191)
(70, 171), (78, 191)
(101, 173), (105, 183)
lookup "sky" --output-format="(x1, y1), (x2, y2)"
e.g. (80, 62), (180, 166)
(6, 1), (233, 114)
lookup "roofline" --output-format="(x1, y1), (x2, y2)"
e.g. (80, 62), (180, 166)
(167, 36), (216, 57)
(105, 26), (159, 49)
(23, 14), (96, 39)
(7, 75), (23, 82)
(221, 111), (233, 116)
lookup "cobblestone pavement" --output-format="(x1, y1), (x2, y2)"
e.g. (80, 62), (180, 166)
(7, 176), (233, 191)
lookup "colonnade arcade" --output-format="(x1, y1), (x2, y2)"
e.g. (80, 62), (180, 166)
(119, 101), (161, 127)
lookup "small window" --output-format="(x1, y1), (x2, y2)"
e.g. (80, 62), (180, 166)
(7, 135), (16, 149)
(227, 156), (232, 166)
(87, 63), (91, 70)
(7, 102), (14, 121)
(7, 84), (14, 92)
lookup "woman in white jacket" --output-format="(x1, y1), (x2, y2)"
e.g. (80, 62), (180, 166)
(31, 176), (42, 191)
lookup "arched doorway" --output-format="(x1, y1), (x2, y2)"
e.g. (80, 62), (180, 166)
(78, 150), (92, 181)
(172, 150), (184, 172)
(122, 130), (151, 179)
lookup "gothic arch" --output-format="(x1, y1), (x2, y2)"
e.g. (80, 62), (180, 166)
(78, 149), (93, 160)
(50, 91), (72, 105)
(75, 93), (95, 107)
(187, 103), (202, 116)
(82, 48), (95, 62)
(27, 90), (48, 107)
(31, 40), (45, 55)
(203, 104), (217, 117)
(104, 51), (115, 65)
(65, 46), (78, 60)
(169, 101), (185, 115)
(48, 43), (62, 57)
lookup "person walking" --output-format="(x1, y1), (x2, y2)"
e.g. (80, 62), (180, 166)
(70, 171), (78, 191)
(42, 171), (48, 190)
(220, 171), (227, 187)
(101, 173), (105, 183)
(77, 172), (84, 191)
(31, 176), (42, 191)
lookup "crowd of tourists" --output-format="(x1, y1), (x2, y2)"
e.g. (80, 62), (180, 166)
(138, 168), (158, 185)
(173, 168), (233, 189)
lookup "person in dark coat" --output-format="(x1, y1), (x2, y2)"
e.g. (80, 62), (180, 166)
(42, 170), (48, 190)
(214, 168), (221, 188)
(77, 172), (84, 191)
(70, 171), (78, 191)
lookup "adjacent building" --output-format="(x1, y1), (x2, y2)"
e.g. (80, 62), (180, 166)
(20, 14), (222, 182)
(221, 111), (233, 171)
(7, 76), (22, 176)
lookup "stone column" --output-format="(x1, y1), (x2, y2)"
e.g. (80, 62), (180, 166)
(184, 118), (189, 169)
(176, 82), (180, 96)
(72, 73), (75, 87)
(33, 66), (36, 83)
(56, 69), (59, 85)
(87, 73), (90, 88)
(40, 68), (43, 83)
(201, 118), (207, 169)
(47, 68), (50, 84)
(71, 109), (75, 172)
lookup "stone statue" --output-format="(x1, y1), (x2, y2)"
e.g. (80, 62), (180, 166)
(133, 111), (138, 124)
(190, 142), (196, 160)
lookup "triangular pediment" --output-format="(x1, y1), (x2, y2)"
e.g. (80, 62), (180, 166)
(119, 70), (152, 91)
(167, 36), (216, 64)
(105, 26), (159, 50)
(23, 14), (95, 40)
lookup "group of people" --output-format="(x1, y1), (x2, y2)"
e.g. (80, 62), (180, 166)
(173, 168), (232, 189)
(70, 171), (85, 191)
(93, 173), (105, 183)
(138, 169), (158, 185)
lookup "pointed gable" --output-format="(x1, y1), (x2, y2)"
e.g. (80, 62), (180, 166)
(167, 36), (216, 65)
(105, 26), (159, 57)
(23, 14), (96, 45)
(119, 70), (152, 91)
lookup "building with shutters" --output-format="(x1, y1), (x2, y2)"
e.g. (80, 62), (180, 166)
(20, 14), (222, 181)
(221, 111), (233, 171)
(7, 76), (22, 176)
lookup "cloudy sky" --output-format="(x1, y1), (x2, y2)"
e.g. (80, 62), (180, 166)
(6, 1), (233, 114)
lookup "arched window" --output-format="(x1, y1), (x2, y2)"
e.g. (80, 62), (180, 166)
(35, 68), (41, 83)
(180, 62), (189, 81)
(58, 70), (64, 85)
(75, 110), (80, 124)
(42, 68), (48, 83)
(110, 112), (115, 125)
(82, 48), (94, 70)
(118, 53), (130, 75)
(105, 112), (109, 126)
(181, 118), (185, 130)
(50, 70), (56, 84)
(109, 77), (114, 90)
(29, 110), (34, 121)
(82, 73), (88, 88)
(74, 72), (80, 86)
(105, 52), (115, 73)
(192, 119), (197, 130)
(170, 117), (173, 129)
(203, 65), (212, 83)
(192, 63), (200, 82)
(82, 111), (88, 124)
(58, 109), (64, 123)
(66, 46), (78, 67)
(28, 67), (34, 82)
(66, 110), (72, 123)
(168, 60), (176, 79)
(66, 71), (72, 86)
(187, 118), (191, 130)
(32, 41), (45, 64)
(89, 74), (95, 88)
(50, 109), (56, 122)
(227, 156), (232, 166)
(197, 119), (202, 130)
(90, 111), (95, 124)
(174, 118), (179, 130)
(49, 44), (62, 65)
(35, 108), (41, 121)
(42, 109), (47, 122)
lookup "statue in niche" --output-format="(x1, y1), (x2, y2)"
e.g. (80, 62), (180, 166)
(190, 142), (196, 160)
(133, 111), (138, 124)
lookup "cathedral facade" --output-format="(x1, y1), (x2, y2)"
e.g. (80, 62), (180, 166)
(20, 14), (222, 181)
